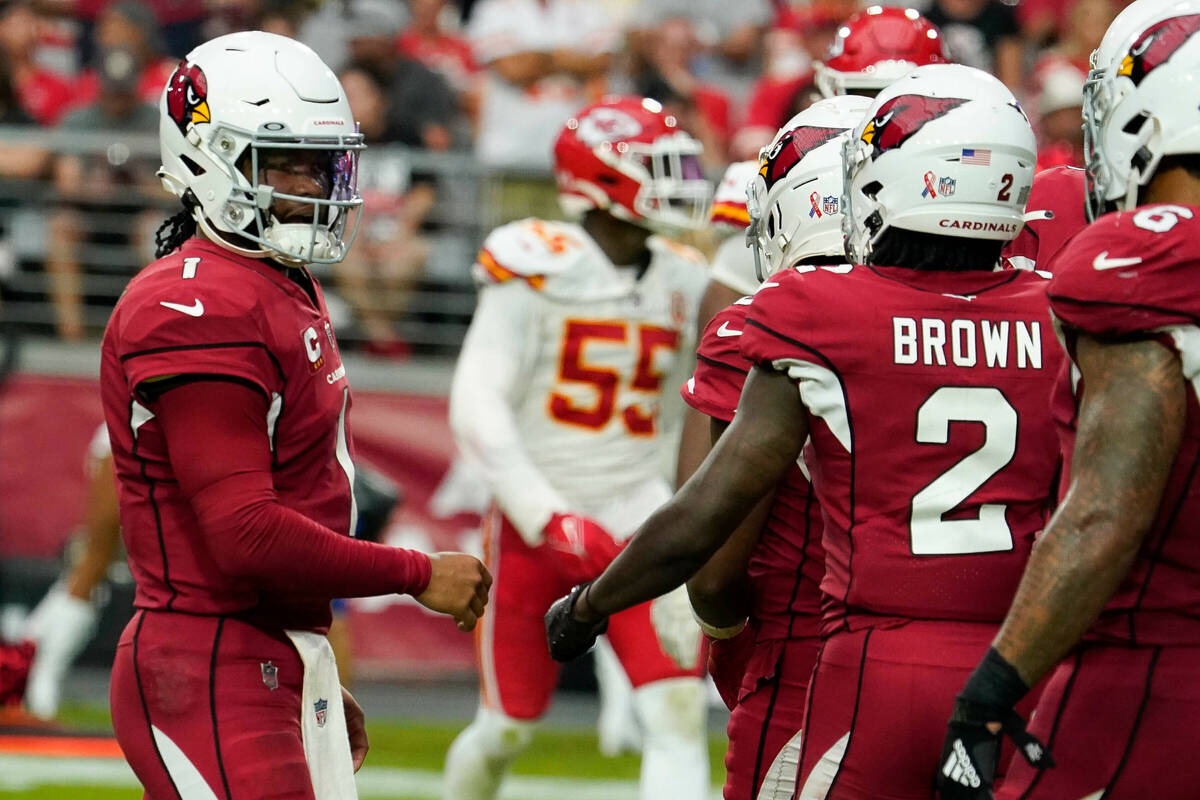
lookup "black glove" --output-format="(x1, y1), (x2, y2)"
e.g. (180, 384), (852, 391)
(937, 649), (1053, 800)
(545, 582), (608, 662)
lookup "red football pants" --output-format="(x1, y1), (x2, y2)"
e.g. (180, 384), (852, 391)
(476, 507), (699, 720)
(111, 609), (315, 800)
(998, 642), (1200, 800)
(794, 621), (999, 800)
(724, 635), (819, 800)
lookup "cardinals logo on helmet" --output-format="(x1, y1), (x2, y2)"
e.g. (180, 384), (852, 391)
(758, 126), (847, 191)
(166, 60), (210, 135)
(1118, 14), (1200, 85)
(860, 95), (968, 158)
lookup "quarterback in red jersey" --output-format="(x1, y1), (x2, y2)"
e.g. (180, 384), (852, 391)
(102, 32), (489, 800)
(680, 95), (869, 800)
(548, 64), (1063, 799)
(941, 5), (1200, 799)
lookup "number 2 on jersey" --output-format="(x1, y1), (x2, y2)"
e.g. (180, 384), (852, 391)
(550, 320), (679, 435)
(910, 386), (1017, 555)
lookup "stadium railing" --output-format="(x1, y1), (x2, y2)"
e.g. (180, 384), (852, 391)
(0, 124), (558, 357)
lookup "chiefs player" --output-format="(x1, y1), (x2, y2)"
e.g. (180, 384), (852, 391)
(548, 64), (1064, 798)
(442, 96), (712, 800)
(941, 6), (1200, 799)
(102, 32), (489, 799)
(681, 95), (870, 800)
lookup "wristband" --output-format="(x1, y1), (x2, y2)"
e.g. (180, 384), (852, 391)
(693, 611), (747, 640)
(957, 647), (1031, 716)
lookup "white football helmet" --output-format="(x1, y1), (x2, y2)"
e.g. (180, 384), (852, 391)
(746, 95), (872, 278)
(841, 64), (1035, 265)
(1082, 1), (1200, 217)
(158, 31), (364, 265)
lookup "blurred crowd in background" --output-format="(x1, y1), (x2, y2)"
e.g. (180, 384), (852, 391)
(0, 0), (1128, 354)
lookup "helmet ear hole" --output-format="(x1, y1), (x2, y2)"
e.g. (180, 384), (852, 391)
(180, 155), (206, 176)
(1122, 112), (1151, 135)
(861, 180), (883, 199)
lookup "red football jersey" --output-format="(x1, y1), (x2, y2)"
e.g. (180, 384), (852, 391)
(1002, 165), (1088, 273)
(100, 238), (356, 628)
(682, 299), (825, 642)
(1048, 203), (1200, 646)
(741, 265), (1063, 634)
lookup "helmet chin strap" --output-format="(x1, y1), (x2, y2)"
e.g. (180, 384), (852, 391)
(194, 209), (274, 260)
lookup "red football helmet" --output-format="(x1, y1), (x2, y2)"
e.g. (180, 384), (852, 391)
(554, 96), (711, 233)
(815, 6), (950, 98)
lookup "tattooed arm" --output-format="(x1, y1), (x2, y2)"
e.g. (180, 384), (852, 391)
(993, 333), (1186, 685)
(574, 366), (807, 621)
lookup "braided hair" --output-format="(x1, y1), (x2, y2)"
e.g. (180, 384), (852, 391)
(154, 193), (199, 258)
(868, 228), (1003, 272)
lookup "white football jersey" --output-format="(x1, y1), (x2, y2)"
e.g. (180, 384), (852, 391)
(450, 218), (707, 543)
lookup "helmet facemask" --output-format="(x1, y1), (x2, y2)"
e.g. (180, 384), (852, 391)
(612, 134), (711, 234)
(195, 126), (364, 266)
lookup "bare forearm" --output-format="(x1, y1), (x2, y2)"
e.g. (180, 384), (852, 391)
(687, 489), (772, 626)
(584, 368), (805, 618)
(549, 50), (610, 80)
(993, 510), (1140, 684)
(993, 335), (1185, 685)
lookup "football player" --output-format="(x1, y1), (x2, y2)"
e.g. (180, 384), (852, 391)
(548, 64), (1065, 799)
(682, 95), (871, 800)
(102, 31), (489, 800)
(939, 5), (1200, 799)
(442, 96), (713, 800)
(1000, 164), (1088, 273)
(22, 425), (118, 720)
(738, 5), (950, 160)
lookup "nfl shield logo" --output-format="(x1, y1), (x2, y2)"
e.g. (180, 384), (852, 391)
(822, 195), (839, 216)
(314, 697), (328, 728)
(260, 661), (278, 691)
(938, 177), (956, 197)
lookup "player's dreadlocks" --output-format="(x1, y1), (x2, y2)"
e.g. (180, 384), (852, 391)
(868, 228), (1003, 272)
(154, 193), (198, 258)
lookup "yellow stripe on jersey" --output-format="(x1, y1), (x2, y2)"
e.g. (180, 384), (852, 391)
(477, 249), (546, 290)
(710, 202), (751, 228)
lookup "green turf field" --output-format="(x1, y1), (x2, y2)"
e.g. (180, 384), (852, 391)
(0, 703), (728, 799)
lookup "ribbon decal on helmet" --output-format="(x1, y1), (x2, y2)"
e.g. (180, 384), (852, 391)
(809, 192), (823, 218)
(922, 171), (938, 199)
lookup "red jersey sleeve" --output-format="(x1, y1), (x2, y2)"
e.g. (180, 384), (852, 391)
(681, 302), (752, 423)
(154, 379), (431, 598)
(739, 268), (815, 367)
(1048, 204), (1200, 337)
(112, 256), (282, 397)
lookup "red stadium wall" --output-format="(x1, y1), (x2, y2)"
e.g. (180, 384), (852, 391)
(0, 373), (483, 679)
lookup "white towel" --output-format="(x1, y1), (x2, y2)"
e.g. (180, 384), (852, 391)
(285, 630), (358, 800)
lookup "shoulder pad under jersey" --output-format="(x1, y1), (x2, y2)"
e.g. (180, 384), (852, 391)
(472, 218), (594, 290)
(711, 160), (758, 229)
(1049, 204), (1200, 337)
(1003, 165), (1088, 272)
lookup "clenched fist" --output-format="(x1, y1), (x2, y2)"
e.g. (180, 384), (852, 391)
(417, 552), (492, 632)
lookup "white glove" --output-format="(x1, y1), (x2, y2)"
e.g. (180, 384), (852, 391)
(24, 583), (98, 719)
(649, 586), (701, 671)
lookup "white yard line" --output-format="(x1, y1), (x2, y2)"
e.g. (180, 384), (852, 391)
(0, 755), (722, 799)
